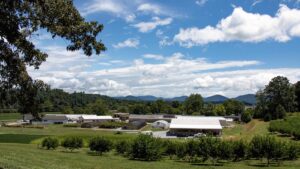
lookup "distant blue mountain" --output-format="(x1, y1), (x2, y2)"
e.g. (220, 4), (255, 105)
(204, 95), (229, 103)
(115, 94), (256, 105)
(165, 96), (188, 102)
(234, 94), (256, 105)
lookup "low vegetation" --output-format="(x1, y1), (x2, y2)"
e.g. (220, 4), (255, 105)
(269, 115), (300, 139)
(61, 136), (83, 152)
(41, 137), (59, 150)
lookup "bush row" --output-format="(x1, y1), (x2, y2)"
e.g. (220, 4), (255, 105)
(41, 135), (299, 166)
(269, 116), (300, 139)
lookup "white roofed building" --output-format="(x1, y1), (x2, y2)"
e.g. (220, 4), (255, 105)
(79, 115), (117, 123)
(169, 116), (224, 136)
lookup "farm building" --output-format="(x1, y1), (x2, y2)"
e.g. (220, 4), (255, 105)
(152, 120), (169, 129)
(113, 112), (130, 121)
(168, 116), (224, 136)
(41, 114), (70, 124)
(129, 114), (176, 123)
(79, 115), (118, 123)
(32, 114), (117, 124)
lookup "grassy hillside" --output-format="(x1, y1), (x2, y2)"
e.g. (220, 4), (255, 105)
(222, 119), (269, 140)
(0, 143), (300, 169)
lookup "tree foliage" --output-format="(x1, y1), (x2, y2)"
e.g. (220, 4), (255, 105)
(255, 76), (296, 120)
(61, 136), (83, 151)
(89, 137), (113, 155)
(184, 94), (204, 115)
(129, 134), (163, 161)
(0, 0), (106, 118)
(41, 137), (59, 150)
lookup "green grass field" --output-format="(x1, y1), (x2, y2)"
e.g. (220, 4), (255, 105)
(222, 119), (269, 140)
(0, 115), (299, 168)
(0, 143), (300, 169)
(0, 113), (22, 121)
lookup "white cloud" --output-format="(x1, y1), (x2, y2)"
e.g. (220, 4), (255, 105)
(113, 38), (139, 48)
(81, 0), (137, 22)
(174, 5), (300, 47)
(252, 0), (263, 7)
(133, 17), (173, 33)
(195, 0), (208, 7)
(143, 54), (164, 60)
(137, 3), (162, 15)
(28, 49), (281, 97)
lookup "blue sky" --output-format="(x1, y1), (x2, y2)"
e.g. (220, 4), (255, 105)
(29, 0), (300, 97)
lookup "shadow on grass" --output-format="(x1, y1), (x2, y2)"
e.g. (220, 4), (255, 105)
(0, 134), (46, 144)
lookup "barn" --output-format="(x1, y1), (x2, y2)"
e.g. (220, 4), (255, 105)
(168, 116), (223, 137)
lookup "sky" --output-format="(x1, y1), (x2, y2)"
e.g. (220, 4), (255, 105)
(29, 0), (300, 98)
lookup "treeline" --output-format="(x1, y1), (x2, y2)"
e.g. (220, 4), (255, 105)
(269, 115), (300, 139)
(254, 76), (300, 121)
(41, 134), (299, 166)
(0, 88), (247, 118)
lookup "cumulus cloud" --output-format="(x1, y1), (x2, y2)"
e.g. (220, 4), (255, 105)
(113, 38), (139, 48)
(143, 54), (164, 60)
(81, 0), (137, 22)
(28, 48), (285, 97)
(133, 17), (173, 33)
(174, 5), (300, 47)
(137, 3), (162, 15)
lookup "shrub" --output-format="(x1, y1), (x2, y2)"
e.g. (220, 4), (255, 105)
(63, 123), (80, 128)
(115, 140), (131, 155)
(218, 141), (233, 161)
(269, 116), (300, 140)
(41, 137), (59, 150)
(241, 110), (252, 123)
(61, 136), (83, 151)
(129, 134), (163, 161)
(97, 121), (126, 129)
(175, 142), (187, 160)
(286, 143), (298, 160)
(163, 140), (178, 158)
(232, 140), (248, 161)
(89, 137), (113, 155)
(81, 123), (93, 128)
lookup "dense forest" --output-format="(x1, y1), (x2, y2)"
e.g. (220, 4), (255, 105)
(1, 76), (299, 122)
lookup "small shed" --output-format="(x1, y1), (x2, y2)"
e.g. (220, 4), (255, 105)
(152, 120), (169, 129)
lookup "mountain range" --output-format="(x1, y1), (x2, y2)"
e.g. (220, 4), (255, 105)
(115, 94), (256, 105)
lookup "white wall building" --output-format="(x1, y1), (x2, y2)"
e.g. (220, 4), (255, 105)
(79, 115), (117, 123)
(169, 116), (224, 136)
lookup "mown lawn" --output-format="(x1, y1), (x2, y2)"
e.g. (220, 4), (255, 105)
(222, 119), (269, 140)
(0, 125), (136, 145)
(0, 143), (300, 169)
(0, 113), (22, 121)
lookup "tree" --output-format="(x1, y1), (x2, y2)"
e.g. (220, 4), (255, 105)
(274, 104), (286, 119)
(241, 109), (252, 123)
(204, 103), (215, 116)
(295, 81), (300, 111)
(255, 76), (296, 120)
(130, 104), (150, 114)
(41, 137), (59, 150)
(213, 104), (226, 116)
(129, 134), (163, 161)
(223, 99), (245, 115)
(184, 94), (204, 115)
(0, 0), (106, 118)
(87, 99), (108, 115)
(62, 106), (74, 114)
(232, 140), (247, 161)
(89, 137), (113, 155)
(61, 136), (83, 152)
(115, 140), (131, 155)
